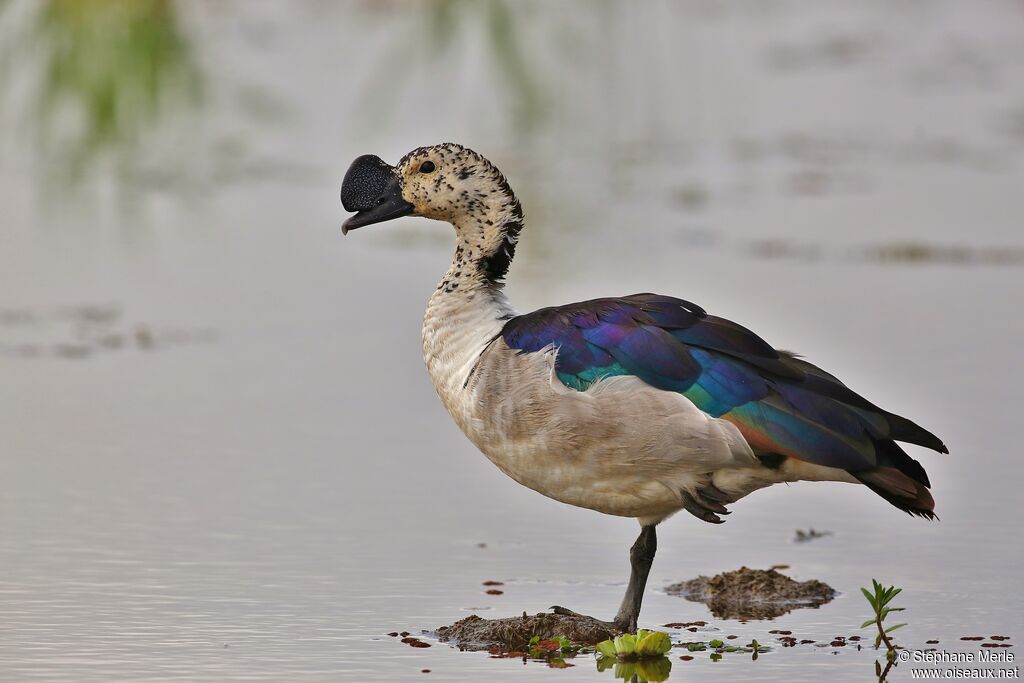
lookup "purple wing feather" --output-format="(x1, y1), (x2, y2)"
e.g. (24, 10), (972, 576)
(500, 293), (947, 480)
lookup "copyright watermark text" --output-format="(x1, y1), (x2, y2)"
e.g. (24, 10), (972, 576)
(903, 648), (1017, 679)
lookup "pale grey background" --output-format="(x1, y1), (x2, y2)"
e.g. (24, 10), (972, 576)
(1, 1), (1022, 680)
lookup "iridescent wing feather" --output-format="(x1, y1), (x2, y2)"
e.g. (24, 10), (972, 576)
(501, 293), (946, 516)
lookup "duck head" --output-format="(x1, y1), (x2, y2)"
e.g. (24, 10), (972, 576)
(341, 143), (524, 282)
(341, 144), (519, 230)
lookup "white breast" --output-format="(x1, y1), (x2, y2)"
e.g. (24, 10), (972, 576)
(421, 285), (508, 422)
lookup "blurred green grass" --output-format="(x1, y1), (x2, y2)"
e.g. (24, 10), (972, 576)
(6, 0), (202, 186)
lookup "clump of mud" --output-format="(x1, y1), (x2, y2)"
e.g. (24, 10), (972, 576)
(435, 612), (618, 651)
(665, 567), (835, 620)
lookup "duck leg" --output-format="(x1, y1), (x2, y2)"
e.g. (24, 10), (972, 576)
(551, 524), (658, 632)
(612, 524), (657, 632)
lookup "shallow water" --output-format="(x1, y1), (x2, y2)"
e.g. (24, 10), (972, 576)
(1, 1), (1022, 680)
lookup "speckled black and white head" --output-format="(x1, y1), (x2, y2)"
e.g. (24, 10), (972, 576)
(341, 143), (523, 285)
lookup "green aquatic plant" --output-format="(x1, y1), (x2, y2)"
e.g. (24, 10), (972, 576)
(595, 629), (672, 660)
(861, 579), (907, 681)
(860, 579), (906, 657)
(527, 634), (579, 656)
(683, 637), (768, 660)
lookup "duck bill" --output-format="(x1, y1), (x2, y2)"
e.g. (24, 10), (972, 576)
(342, 184), (414, 234)
(340, 154), (415, 234)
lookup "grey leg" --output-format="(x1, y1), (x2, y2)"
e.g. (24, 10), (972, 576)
(612, 525), (657, 632)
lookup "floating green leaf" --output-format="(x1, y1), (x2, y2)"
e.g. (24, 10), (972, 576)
(595, 639), (618, 659)
(596, 629), (674, 666)
(635, 630), (672, 656)
(613, 633), (636, 656)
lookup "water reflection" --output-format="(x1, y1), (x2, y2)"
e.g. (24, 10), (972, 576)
(16, 0), (202, 188)
(419, 0), (546, 132)
(6, 0), (1018, 218)
(743, 239), (1024, 267)
(597, 655), (672, 683)
(0, 303), (215, 360)
(2, 0), (570, 204)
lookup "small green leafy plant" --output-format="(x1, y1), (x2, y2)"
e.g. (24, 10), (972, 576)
(595, 630), (672, 660)
(683, 637), (767, 660)
(860, 579), (907, 658)
(528, 634), (579, 656)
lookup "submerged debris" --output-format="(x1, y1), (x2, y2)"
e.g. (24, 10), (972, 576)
(402, 636), (431, 648)
(794, 528), (832, 543)
(386, 632), (432, 648)
(665, 567), (835, 620)
(662, 621), (707, 630)
(435, 612), (618, 651)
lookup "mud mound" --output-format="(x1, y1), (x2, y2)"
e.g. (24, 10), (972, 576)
(665, 567), (835, 620)
(435, 612), (618, 651)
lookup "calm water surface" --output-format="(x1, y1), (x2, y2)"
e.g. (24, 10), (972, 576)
(1, 1), (1022, 680)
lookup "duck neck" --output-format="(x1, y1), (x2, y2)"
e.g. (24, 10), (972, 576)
(432, 180), (523, 302)
(423, 199), (522, 382)
(442, 188), (523, 283)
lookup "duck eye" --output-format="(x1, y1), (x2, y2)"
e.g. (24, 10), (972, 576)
(419, 161), (436, 174)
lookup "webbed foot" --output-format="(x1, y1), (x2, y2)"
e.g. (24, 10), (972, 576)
(550, 605), (623, 632)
